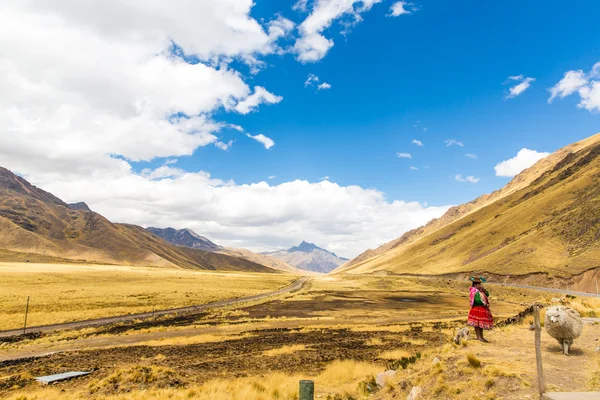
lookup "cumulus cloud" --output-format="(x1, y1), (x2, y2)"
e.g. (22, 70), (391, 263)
(246, 134), (275, 149)
(494, 148), (550, 177)
(549, 62), (600, 112)
(412, 139), (423, 146)
(30, 170), (449, 258)
(294, 0), (383, 63)
(445, 139), (465, 147)
(505, 75), (535, 99)
(234, 86), (283, 114)
(318, 82), (332, 90)
(388, 1), (418, 16)
(455, 174), (479, 183)
(397, 152), (412, 158)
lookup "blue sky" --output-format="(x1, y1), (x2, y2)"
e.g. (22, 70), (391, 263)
(2, 0), (599, 257)
(164, 0), (600, 206)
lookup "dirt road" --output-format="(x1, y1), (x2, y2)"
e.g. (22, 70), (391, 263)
(0, 276), (309, 338)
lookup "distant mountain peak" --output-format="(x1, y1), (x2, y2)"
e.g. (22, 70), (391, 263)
(288, 241), (319, 253)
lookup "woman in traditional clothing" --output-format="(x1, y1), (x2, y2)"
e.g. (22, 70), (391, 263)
(467, 276), (493, 342)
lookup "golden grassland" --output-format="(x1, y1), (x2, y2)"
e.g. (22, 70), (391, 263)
(3, 275), (600, 399)
(0, 262), (296, 330)
(5, 318), (600, 400)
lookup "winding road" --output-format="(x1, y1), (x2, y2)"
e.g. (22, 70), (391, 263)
(0, 276), (309, 339)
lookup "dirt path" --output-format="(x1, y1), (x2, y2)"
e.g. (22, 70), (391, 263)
(0, 277), (309, 338)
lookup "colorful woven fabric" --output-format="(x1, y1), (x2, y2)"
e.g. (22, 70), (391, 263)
(467, 306), (494, 330)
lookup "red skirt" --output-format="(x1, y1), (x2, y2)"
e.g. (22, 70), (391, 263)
(467, 306), (494, 330)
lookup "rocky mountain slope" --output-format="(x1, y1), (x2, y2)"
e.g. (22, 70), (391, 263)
(0, 167), (277, 273)
(263, 241), (348, 273)
(147, 227), (223, 252)
(147, 227), (302, 274)
(335, 133), (600, 285)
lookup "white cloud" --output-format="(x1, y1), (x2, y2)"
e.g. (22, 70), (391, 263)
(320, 176), (331, 181)
(397, 152), (412, 158)
(548, 63), (600, 112)
(27, 169), (450, 259)
(305, 74), (332, 90)
(246, 133), (275, 149)
(465, 153), (477, 159)
(164, 159), (178, 165)
(445, 139), (465, 147)
(305, 73), (320, 87)
(494, 148), (550, 177)
(409, 166), (419, 171)
(412, 139), (423, 146)
(505, 76), (535, 99)
(548, 70), (589, 102)
(293, 0), (309, 12)
(234, 86), (283, 114)
(423, 127), (428, 132)
(455, 174), (479, 183)
(215, 140), (234, 151)
(0, 0), (291, 179)
(267, 15), (296, 41)
(268, 175), (276, 180)
(388, 1), (417, 17)
(294, 0), (383, 63)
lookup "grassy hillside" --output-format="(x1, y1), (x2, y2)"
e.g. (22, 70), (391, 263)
(337, 133), (600, 274)
(0, 167), (277, 273)
(340, 133), (600, 278)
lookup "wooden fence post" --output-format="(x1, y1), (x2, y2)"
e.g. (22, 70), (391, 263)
(23, 296), (30, 335)
(534, 306), (545, 396)
(299, 380), (314, 400)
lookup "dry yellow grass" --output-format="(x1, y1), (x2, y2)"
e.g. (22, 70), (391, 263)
(263, 344), (307, 356)
(4, 359), (384, 400)
(378, 349), (411, 359)
(0, 263), (295, 330)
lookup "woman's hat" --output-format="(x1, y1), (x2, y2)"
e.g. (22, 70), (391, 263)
(470, 276), (487, 283)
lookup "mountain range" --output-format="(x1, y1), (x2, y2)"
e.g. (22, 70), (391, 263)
(147, 227), (303, 274)
(334, 133), (600, 291)
(0, 167), (278, 273)
(263, 241), (348, 273)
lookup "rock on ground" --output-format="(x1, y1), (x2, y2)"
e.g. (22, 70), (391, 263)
(376, 370), (396, 387)
(407, 386), (422, 400)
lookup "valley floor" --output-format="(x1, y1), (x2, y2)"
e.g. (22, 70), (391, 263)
(1, 270), (599, 399)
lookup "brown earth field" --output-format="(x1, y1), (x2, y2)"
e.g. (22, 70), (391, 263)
(1, 275), (599, 399)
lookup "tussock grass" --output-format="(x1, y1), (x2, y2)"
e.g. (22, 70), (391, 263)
(466, 352), (482, 368)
